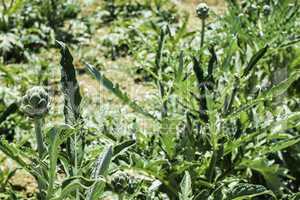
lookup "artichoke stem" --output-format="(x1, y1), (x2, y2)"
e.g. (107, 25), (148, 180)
(34, 118), (47, 200)
(200, 18), (206, 48)
(119, 194), (124, 200)
(34, 118), (46, 158)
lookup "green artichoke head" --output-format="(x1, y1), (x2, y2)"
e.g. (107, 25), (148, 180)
(21, 86), (50, 119)
(111, 171), (129, 193)
(196, 3), (209, 20)
(263, 5), (271, 16)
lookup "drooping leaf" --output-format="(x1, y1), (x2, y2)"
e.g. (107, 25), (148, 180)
(242, 45), (269, 77)
(85, 63), (155, 119)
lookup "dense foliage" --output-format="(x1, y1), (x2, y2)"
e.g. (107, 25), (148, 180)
(0, 0), (300, 199)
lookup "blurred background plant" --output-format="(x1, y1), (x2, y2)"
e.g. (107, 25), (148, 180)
(0, 0), (85, 63)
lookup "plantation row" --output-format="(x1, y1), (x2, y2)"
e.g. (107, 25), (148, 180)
(0, 0), (300, 199)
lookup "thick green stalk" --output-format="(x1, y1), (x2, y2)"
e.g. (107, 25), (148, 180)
(119, 194), (124, 200)
(34, 119), (46, 158)
(200, 18), (206, 48)
(34, 118), (46, 199)
(74, 132), (80, 200)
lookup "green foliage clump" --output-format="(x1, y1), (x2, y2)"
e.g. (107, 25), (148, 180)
(0, 0), (81, 63)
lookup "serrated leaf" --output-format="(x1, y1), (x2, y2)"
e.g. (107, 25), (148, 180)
(85, 63), (155, 119)
(228, 183), (275, 200)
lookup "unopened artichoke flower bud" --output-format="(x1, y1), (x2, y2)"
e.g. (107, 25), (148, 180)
(263, 5), (271, 16)
(21, 86), (50, 119)
(196, 3), (209, 20)
(111, 171), (129, 193)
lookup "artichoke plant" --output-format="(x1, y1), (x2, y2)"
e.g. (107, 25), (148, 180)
(196, 3), (209, 48)
(20, 86), (50, 199)
(20, 86), (49, 157)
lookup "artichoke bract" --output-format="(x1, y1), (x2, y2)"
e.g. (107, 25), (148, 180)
(21, 86), (50, 119)
(196, 3), (209, 19)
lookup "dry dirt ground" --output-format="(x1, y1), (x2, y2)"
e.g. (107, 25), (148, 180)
(1, 1), (227, 198)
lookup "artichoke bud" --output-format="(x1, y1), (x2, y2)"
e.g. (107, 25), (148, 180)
(21, 86), (50, 119)
(263, 5), (271, 16)
(196, 3), (209, 20)
(111, 171), (129, 193)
